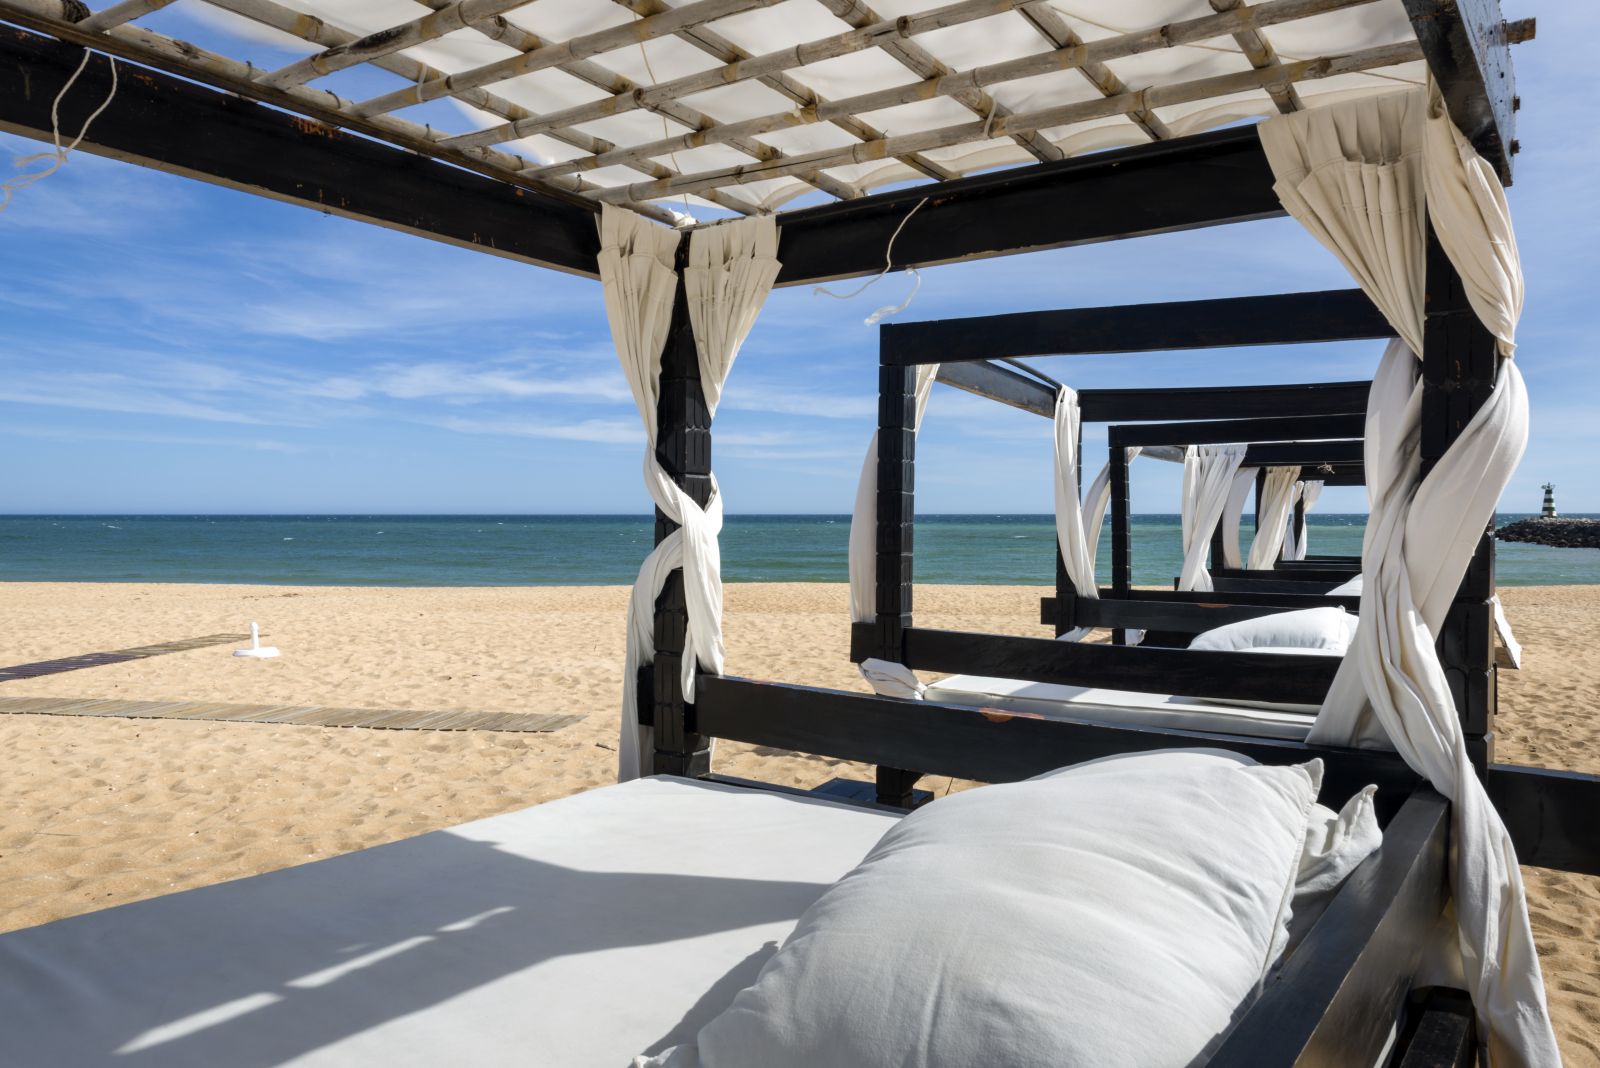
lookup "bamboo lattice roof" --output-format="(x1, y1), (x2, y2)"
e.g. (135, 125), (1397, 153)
(10, 0), (1431, 225)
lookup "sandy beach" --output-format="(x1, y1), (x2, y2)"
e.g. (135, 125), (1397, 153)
(0, 581), (1595, 1062)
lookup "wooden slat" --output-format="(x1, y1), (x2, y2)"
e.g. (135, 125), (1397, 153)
(0, 697), (581, 733)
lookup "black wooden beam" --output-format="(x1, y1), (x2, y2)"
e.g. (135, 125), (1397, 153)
(1210, 567), (1361, 583)
(1067, 597), (1339, 637)
(1244, 441), (1365, 467)
(1043, 590), (1362, 626)
(0, 26), (600, 277)
(774, 125), (1283, 286)
(1077, 381), (1370, 423)
(1211, 575), (1352, 594)
(1487, 763), (1600, 875)
(1210, 787), (1450, 1066)
(880, 289), (1392, 365)
(933, 361), (1055, 418)
(1402, 0), (1521, 185)
(847, 624), (1341, 705)
(695, 675), (1417, 812)
(1108, 414), (1365, 448)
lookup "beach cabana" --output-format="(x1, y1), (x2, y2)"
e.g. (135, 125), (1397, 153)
(0, 1), (1593, 1065)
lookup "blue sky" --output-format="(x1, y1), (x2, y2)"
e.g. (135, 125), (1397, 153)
(0, 2), (1590, 516)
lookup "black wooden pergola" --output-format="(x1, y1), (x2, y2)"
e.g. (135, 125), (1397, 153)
(3, 3), (1594, 1061)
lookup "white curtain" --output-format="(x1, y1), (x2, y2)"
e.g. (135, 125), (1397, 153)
(1220, 466), (1257, 569)
(606, 207), (780, 782)
(1082, 448), (1139, 569)
(848, 363), (938, 698)
(1178, 444), (1248, 592)
(1263, 84), (1556, 1066)
(1247, 466), (1301, 570)
(1287, 479), (1324, 560)
(1053, 388), (1099, 641)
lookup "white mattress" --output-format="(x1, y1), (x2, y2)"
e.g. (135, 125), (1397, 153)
(0, 776), (899, 1068)
(923, 675), (1318, 741)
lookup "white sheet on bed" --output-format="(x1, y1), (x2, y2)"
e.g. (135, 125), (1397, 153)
(0, 777), (899, 1068)
(922, 674), (1317, 740)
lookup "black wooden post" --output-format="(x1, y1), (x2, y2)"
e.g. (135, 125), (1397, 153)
(1054, 420), (1081, 637)
(1109, 445), (1130, 644)
(874, 359), (922, 806)
(650, 249), (713, 778)
(1420, 224), (1498, 776)
(1290, 486), (1307, 564)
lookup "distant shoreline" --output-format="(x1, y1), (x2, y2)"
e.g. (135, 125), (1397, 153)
(0, 515), (1594, 587)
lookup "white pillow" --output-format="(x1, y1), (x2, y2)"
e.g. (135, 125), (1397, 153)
(1282, 785), (1383, 954)
(638, 749), (1321, 1068)
(1328, 575), (1364, 596)
(1189, 606), (1359, 656)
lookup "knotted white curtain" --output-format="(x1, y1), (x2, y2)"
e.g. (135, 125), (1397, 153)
(1082, 447), (1138, 568)
(1263, 84), (1555, 1066)
(1178, 444), (1248, 591)
(606, 206), (780, 782)
(1220, 466), (1258, 568)
(1286, 479), (1324, 560)
(1247, 466), (1301, 569)
(848, 363), (939, 698)
(1052, 387), (1100, 641)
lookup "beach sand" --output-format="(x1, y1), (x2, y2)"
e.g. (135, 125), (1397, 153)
(0, 581), (1594, 1061)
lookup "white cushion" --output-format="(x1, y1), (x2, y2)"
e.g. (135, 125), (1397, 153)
(639, 750), (1322, 1068)
(1328, 575), (1364, 596)
(921, 674), (1318, 738)
(1189, 606), (1359, 655)
(1293, 785), (1383, 927)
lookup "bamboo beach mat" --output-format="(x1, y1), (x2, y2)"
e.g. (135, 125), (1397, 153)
(0, 695), (584, 733)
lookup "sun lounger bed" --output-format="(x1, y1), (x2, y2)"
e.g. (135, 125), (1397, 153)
(0, 777), (899, 1067)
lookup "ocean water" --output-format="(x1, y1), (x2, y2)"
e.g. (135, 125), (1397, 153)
(0, 514), (1593, 587)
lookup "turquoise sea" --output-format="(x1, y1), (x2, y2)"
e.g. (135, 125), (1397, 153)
(0, 515), (1593, 588)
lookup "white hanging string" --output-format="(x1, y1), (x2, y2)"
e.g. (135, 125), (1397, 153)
(0, 50), (119, 216)
(812, 195), (929, 323)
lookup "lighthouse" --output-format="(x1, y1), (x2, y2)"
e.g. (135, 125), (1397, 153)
(1541, 482), (1557, 519)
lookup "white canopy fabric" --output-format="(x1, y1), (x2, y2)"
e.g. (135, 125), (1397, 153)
(1286, 479), (1325, 560)
(1178, 444), (1248, 591)
(605, 206), (780, 781)
(1220, 466), (1258, 569)
(1247, 466), (1301, 570)
(1053, 387), (1099, 641)
(1262, 85), (1556, 1066)
(848, 363), (939, 698)
(198, 0), (1432, 218)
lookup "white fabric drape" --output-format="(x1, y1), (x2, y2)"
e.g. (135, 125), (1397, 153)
(1220, 467), (1257, 569)
(1053, 388), (1099, 641)
(848, 364), (939, 698)
(1263, 85), (1556, 1066)
(1178, 444), (1248, 592)
(1082, 448), (1138, 568)
(1247, 466), (1301, 570)
(1287, 479), (1324, 560)
(607, 207), (780, 782)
